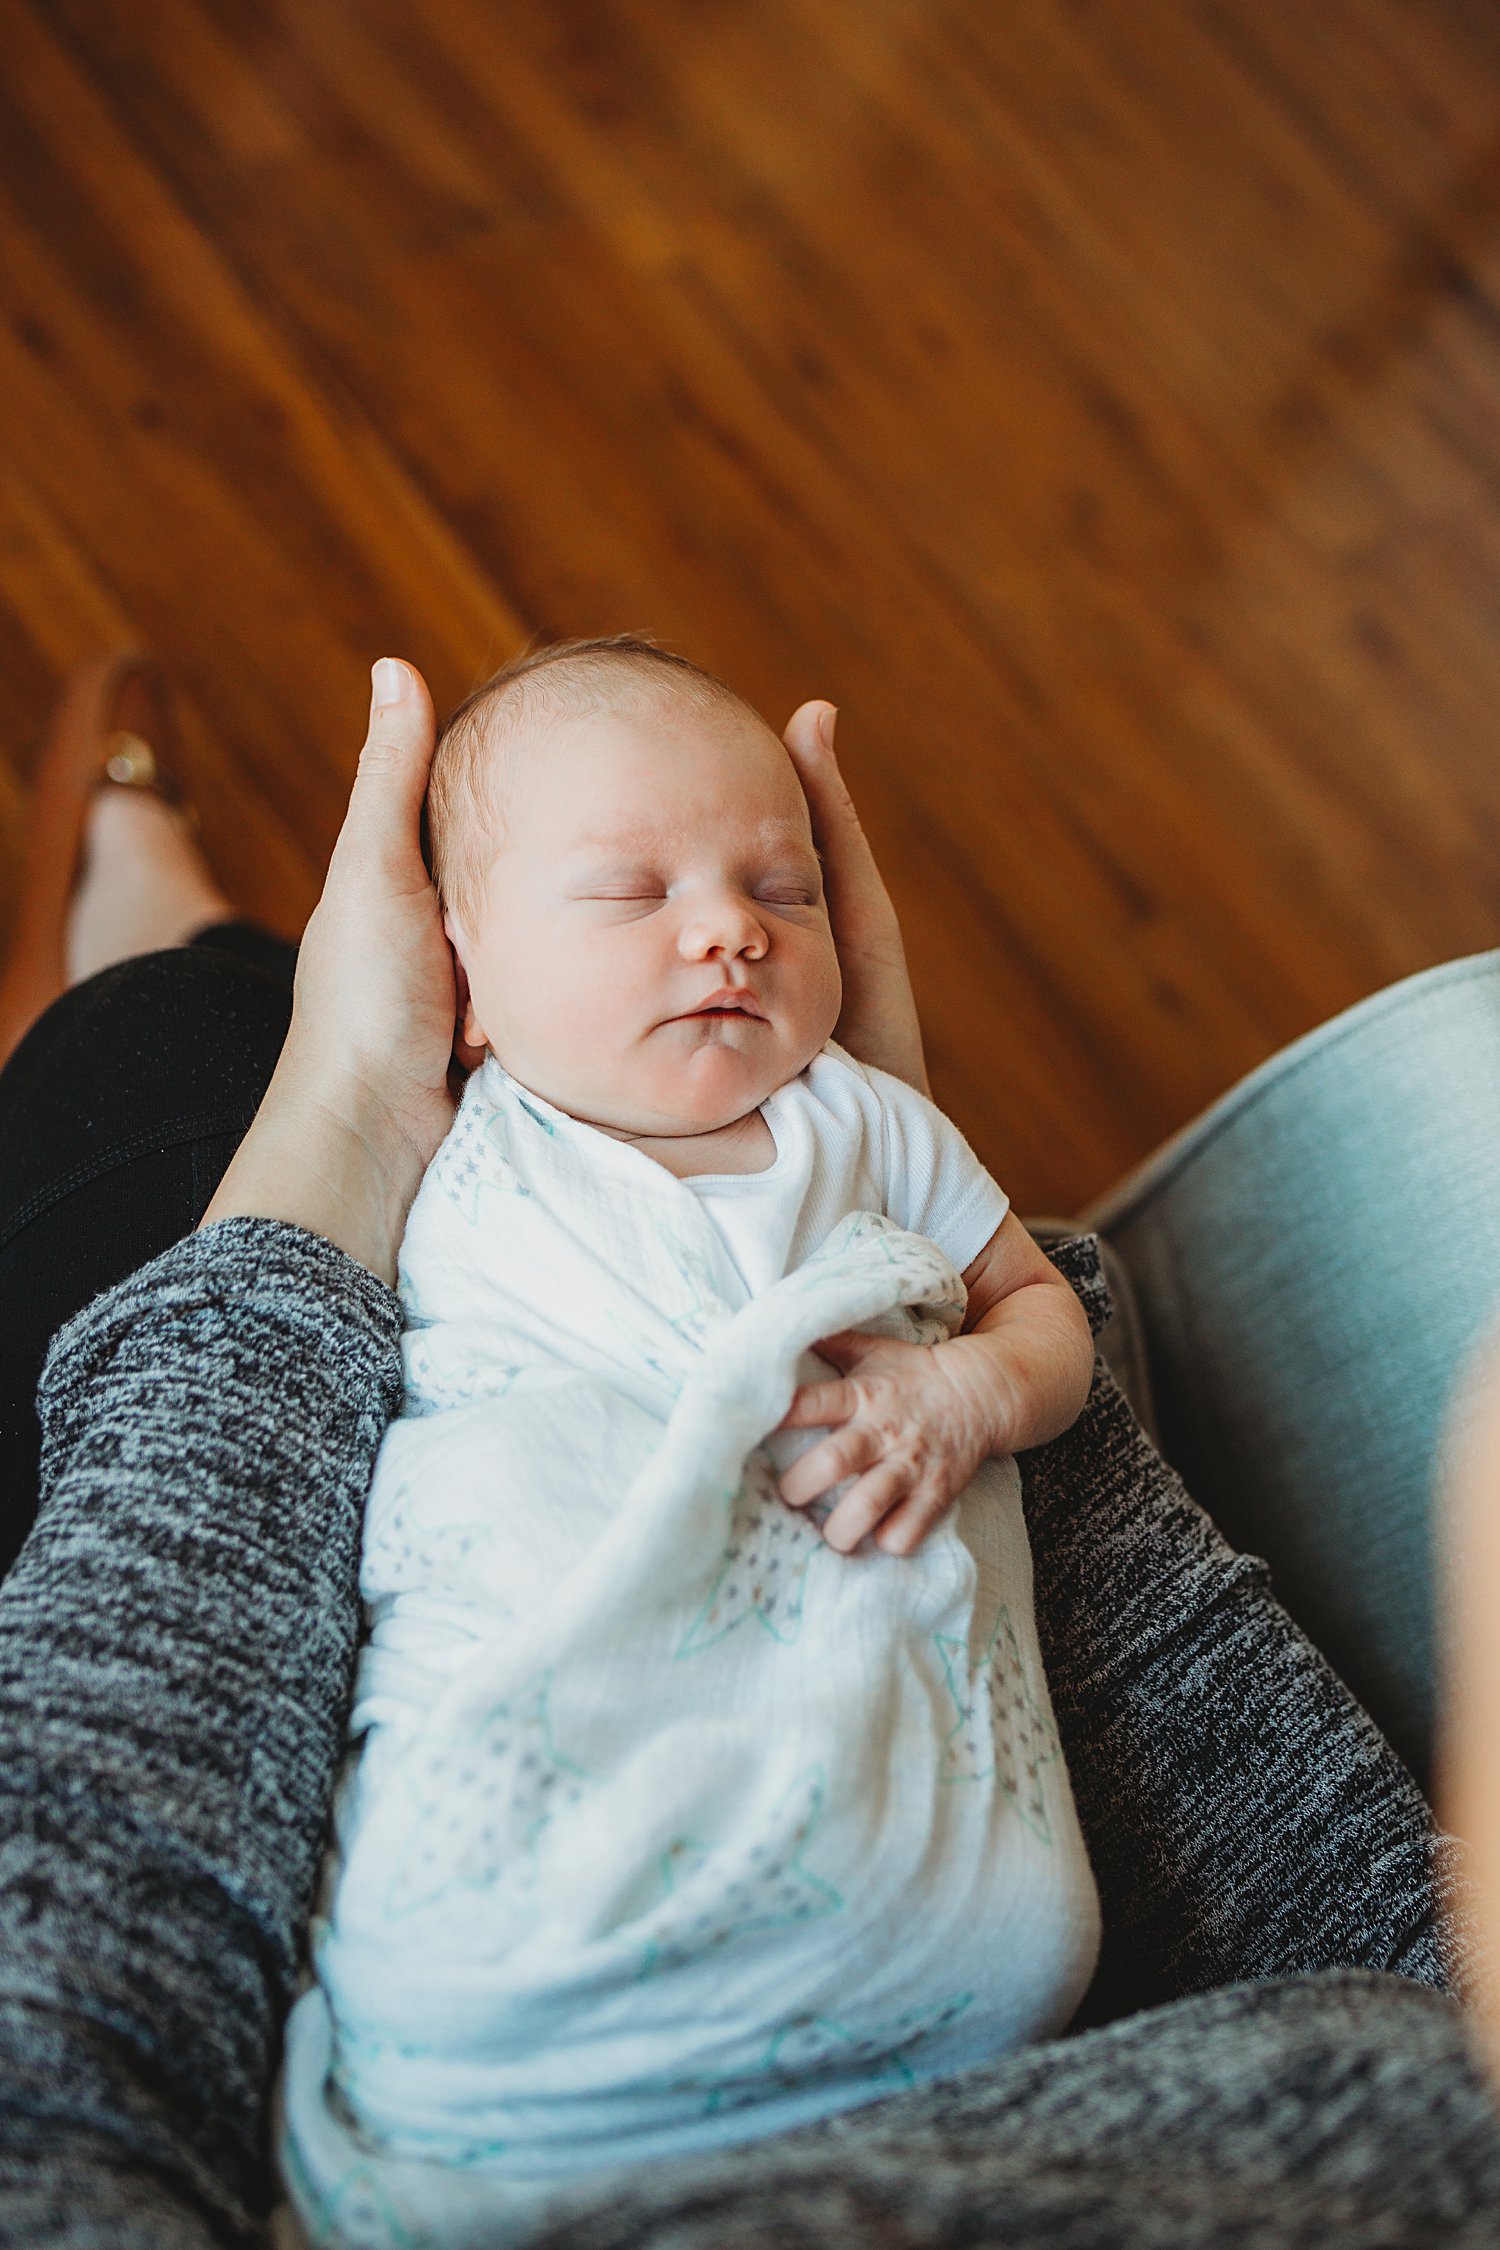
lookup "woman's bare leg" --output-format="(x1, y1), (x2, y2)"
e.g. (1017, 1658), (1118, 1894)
(64, 785), (230, 985)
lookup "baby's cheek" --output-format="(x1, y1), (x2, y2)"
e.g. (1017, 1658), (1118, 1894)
(787, 928), (843, 1050)
(538, 939), (637, 1052)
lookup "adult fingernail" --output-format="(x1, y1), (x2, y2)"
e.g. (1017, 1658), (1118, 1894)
(819, 705), (838, 746)
(372, 657), (408, 708)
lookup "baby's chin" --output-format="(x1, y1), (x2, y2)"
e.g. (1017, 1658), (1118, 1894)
(541, 1041), (806, 1140)
(644, 1026), (822, 1125)
(493, 1010), (835, 1140)
(616, 1067), (782, 1139)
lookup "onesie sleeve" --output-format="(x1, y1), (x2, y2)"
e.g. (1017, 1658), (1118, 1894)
(866, 1059), (1011, 1274)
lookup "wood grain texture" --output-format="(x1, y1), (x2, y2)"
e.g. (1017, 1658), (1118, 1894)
(5, 0), (1500, 1210)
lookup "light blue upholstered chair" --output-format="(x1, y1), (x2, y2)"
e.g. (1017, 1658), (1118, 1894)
(1047, 950), (1500, 1789)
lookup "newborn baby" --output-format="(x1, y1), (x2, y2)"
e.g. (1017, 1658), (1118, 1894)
(280, 639), (1102, 2246)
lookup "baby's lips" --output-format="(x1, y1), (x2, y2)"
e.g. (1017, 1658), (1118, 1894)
(679, 985), (766, 1019)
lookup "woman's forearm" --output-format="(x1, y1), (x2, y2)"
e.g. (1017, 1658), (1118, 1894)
(0, 1219), (401, 2243)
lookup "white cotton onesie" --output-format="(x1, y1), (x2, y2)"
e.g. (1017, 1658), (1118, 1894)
(278, 1043), (1101, 2248)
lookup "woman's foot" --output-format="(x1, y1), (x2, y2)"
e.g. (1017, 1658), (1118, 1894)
(65, 787), (231, 984)
(0, 652), (230, 1067)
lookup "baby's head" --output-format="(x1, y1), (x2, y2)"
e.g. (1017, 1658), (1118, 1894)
(428, 637), (842, 1140)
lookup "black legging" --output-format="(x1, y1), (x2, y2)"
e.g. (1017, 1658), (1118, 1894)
(0, 925), (295, 1573)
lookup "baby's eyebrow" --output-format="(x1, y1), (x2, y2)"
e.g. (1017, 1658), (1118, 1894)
(560, 817), (816, 858)
(556, 821), (665, 857)
(557, 842), (660, 871)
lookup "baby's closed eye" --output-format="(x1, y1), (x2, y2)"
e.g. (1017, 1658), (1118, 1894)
(565, 867), (669, 916)
(753, 866), (825, 909)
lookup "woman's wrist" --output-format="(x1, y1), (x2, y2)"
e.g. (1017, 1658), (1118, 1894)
(200, 1048), (429, 1287)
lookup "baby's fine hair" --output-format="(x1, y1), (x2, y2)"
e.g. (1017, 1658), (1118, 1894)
(427, 634), (754, 922)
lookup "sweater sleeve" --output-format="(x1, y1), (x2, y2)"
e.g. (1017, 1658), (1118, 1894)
(0, 1217), (403, 2249)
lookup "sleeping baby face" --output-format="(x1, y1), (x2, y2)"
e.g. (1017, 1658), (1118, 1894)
(438, 670), (842, 1141)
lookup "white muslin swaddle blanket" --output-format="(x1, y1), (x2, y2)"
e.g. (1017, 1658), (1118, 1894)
(279, 1060), (1101, 2246)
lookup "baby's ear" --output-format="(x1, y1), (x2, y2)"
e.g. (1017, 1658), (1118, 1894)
(444, 908), (490, 1062)
(457, 992), (487, 1065)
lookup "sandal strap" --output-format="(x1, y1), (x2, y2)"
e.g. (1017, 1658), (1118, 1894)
(101, 729), (190, 819)
(103, 731), (160, 788)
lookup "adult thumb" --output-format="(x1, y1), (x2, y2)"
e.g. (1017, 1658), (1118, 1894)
(341, 658), (437, 872)
(782, 698), (838, 770)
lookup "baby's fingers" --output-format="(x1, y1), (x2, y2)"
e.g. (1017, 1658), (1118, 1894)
(779, 1422), (880, 1510)
(778, 1378), (855, 1431)
(873, 1487), (948, 1557)
(823, 1463), (909, 1555)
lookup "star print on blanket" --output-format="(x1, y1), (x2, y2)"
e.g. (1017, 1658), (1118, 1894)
(637, 1767), (842, 1975)
(676, 1449), (825, 1653)
(382, 1669), (589, 1920)
(358, 1475), (500, 1601)
(276, 2137), (410, 2250)
(427, 1093), (532, 1233)
(673, 1989), (979, 2117)
(937, 1605), (1064, 1841)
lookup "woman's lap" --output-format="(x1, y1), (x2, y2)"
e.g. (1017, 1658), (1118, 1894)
(526, 1972), (1500, 2250)
(1, 948), (1493, 2241)
(0, 925), (294, 1571)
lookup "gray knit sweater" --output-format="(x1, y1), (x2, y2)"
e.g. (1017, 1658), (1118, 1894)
(0, 1219), (1496, 2249)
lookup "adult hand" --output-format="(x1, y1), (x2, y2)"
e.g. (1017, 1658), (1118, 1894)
(202, 659), (476, 1283)
(782, 701), (929, 1093)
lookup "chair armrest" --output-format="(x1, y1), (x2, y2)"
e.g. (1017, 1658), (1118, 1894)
(1080, 948), (1500, 1787)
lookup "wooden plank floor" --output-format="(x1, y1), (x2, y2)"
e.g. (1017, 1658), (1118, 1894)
(6, 0), (1500, 1213)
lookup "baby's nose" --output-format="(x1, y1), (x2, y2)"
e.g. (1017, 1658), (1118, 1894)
(678, 896), (768, 959)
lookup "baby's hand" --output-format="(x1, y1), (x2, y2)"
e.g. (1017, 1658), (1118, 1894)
(777, 1215), (1095, 1557)
(776, 1330), (1010, 1556)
